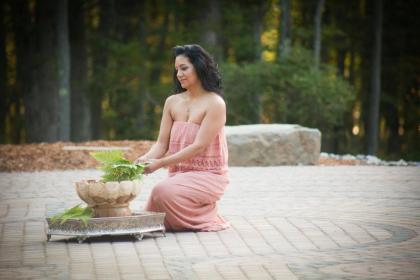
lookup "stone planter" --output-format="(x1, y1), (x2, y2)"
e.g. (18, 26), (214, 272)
(75, 179), (142, 218)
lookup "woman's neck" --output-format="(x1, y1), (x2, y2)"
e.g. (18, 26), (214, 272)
(185, 83), (206, 99)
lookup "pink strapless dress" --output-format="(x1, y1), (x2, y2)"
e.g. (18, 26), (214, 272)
(144, 121), (230, 232)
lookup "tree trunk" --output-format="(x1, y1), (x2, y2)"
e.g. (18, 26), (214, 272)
(34, 0), (59, 142)
(145, 6), (170, 133)
(135, 0), (148, 138)
(14, 0), (59, 142)
(349, 48), (355, 84)
(253, 2), (268, 62)
(251, 2), (269, 124)
(201, 0), (222, 61)
(69, 0), (91, 141)
(337, 49), (346, 76)
(279, 0), (291, 61)
(57, 0), (71, 140)
(90, 0), (114, 139)
(313, 0), (325, 68)
(149, 9), (169, 84)
(11, 0), (33, 144)
(0, 2), (7, 143)
(367, 0), (383, 155)
(385, 105), (401, 157)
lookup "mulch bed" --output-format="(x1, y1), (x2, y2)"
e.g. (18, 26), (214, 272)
(0, 141), (363, 172)
(0, 141), (154, 172)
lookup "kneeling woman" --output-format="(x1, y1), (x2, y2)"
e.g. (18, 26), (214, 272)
(135, 44), (229, 232)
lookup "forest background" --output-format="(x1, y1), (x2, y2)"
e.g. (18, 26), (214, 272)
(1, 0), (419, 160)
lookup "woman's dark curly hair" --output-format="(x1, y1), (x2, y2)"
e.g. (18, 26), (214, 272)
(172, 44), (223, 96)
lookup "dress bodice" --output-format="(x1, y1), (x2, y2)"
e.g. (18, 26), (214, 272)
(167, 121), (228, 174)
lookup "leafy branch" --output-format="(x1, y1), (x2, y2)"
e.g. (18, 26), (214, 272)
(90, 150), (146, 182)
(50, 204), (93, 227)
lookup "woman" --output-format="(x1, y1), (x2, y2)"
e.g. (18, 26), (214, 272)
(135, 44), (229, 232)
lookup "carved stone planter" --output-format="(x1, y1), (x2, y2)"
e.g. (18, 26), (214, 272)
(75, 179), (142, 218)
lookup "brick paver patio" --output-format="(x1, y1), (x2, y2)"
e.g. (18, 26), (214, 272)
(0, 166), (419, 279)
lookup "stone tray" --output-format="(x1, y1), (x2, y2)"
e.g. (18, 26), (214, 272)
(46, 211), (166, 243)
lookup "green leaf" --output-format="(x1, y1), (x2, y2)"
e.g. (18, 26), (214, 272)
(50, 204), (93, 226)
(90, 150), (128, 165)
(90, 151), (146, 182)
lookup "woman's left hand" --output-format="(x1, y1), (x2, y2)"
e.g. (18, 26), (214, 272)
(143, 159), (164, 174)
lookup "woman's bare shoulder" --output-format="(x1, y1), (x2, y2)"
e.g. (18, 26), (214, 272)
(165, 93), (185, 105)
(205, 93), (226, 109)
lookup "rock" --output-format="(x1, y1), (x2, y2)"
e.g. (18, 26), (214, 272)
(319, 152), (416, 166)
(225, 124), (321, 166)
(366, 155), (382, 165)
(342, 154), (356, 161)
(389, 159), (408, 166)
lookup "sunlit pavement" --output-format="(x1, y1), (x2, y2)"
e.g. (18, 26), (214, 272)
(1, 166), (419, 279)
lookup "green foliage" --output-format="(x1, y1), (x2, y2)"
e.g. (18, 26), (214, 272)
(90, 150), (145, 182)
(3, 0), (416, 159)
(221, 45), (355, 142)
(221, 0), (262, 62)
(51, 204), (93, 227)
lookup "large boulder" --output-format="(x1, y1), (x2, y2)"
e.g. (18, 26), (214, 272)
(225, 124), (321, 166)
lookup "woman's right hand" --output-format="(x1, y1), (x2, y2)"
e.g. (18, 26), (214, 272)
(134, 156), (148, 165)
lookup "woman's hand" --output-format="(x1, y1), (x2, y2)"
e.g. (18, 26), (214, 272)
(134, 156), (148, 165)
(143, 159), (165, 174)
(135, 156), (165, 174)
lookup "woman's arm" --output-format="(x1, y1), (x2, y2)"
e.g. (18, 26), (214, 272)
(135, 96), (174, 163)
(144, 96), (226, 173)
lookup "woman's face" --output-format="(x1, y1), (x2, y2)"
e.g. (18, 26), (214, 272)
(175, 55), (199, 89)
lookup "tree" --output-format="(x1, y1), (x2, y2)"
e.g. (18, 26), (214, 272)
(69, 0), (90, 141)
(253, 1), (270, 61)
(313, 0), (325, 68)
(10, 0), (32, 143)
(31, 0), (60, 142)
(367, 0), (383, 155)
(13, 0), (59, 142)
(57, 0), (71, 140)
(278, 0), (291, 60)
(200, 0), (222, 61)
(0, 1), (7, 143)
(220, 0), (263, 62)
(90, 0), (114, 139)
(140, 1), (170, 137)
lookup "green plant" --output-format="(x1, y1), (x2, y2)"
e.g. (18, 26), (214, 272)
(51, 204), (93, 227)
(90, 150), (146, 182)
(50, 151), (145, 226)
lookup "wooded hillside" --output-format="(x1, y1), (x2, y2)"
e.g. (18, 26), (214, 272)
(1, 0), (418, 160)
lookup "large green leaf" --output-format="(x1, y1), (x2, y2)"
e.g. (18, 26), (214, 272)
(90, 150), (129, 165)
(50, 204), (93, 227)
(90, 151), (146, 182)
